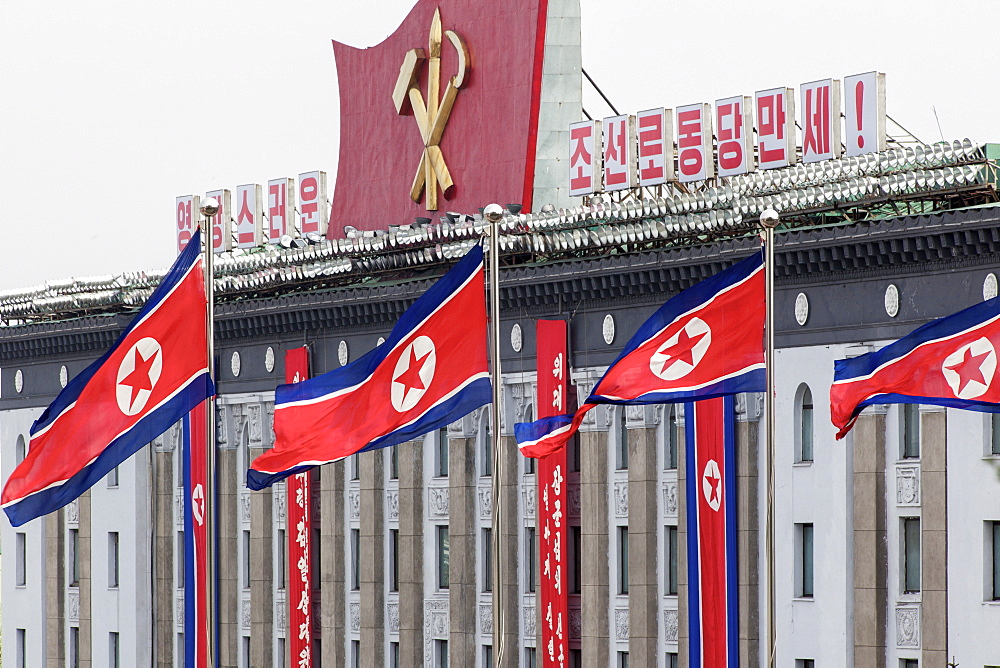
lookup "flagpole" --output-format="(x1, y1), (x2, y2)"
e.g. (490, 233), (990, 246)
(483, 202), (506, 668)
(200, 198), (219, 668)
(760, 208), (779, 668)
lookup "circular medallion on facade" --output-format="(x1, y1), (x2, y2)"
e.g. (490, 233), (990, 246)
(231, 351), (241, 378)
(264, 346), (275, 373)
(338, 340), (349, 367)
(59, 365), (68, 388)
(884, 284), (900, 318)
(14, 369), (23, 394)
(794, 293), (809, 326)
(377, 337), (386, 347)
(511, 323), (523, 352)
(602, 314), (616, 345)
(985, 273), (998, 301)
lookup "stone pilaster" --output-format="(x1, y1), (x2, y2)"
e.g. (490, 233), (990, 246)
(494, 435), (520, 668)
(361, 449), (385, 668)
(217, 446), (239, 667)
(920, 410), (948, 667)
(736, 398), (761, 668)
(677, 416), (688, 666)
(580, 428), (609, 668)
(627, 424), (658, 666)
(249, 444), (274, 668)
(399, 440), (425, 667)
(321, 460), (347, 667)
(153, 448), (175, 668)
(45, 508), (65, 668)
(853, 412), (887, 668)
(79, 492), (92, 668)
(450, 436), (478, 666)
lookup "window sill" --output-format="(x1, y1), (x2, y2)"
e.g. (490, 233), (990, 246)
(792, 596), (815, 602)
(792, 461), (813, 468)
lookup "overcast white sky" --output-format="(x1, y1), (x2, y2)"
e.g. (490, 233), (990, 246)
(2, 0), (998, 292)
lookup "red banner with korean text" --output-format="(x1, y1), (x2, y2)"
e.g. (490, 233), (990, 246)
(536, 320), (569, 666)
(285, 347), (313, 667)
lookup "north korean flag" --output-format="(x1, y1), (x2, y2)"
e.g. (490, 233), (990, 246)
(831, 296), (1000, 439)
(2, 229), (213, 527)
(247, 244), (491, 490)
(516, 250), (764, 458)
(686, 396), (739, 668)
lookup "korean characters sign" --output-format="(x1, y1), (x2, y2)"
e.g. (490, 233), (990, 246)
(298, 171), (329, 237)
(536, 319), (569, 668)
(636, 108), (674, 186)
(176, 194), (201, 254)
(569, 120), (602, 196)
(676, 104), (713, 183)
(800, 78), (843, 163)
(755, 87), (796, 170)
(205, 189), (232, 253)
(285, 347), (314, 668)
(715, 96), (753, 177)
(268, 177), (296, 243)
(235, 184), (263, 249)
(602, 115), (636, 192)
(845, 72), (886, 157)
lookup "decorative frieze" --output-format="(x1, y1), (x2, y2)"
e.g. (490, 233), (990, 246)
(387, 602), (400, 634)
(896, 605), (920, 648)
(614, 607), (629, 641)
(241, 597), (251, 630)
(478, 486), (493, 520)
(387, 490), (400, 522)
(896, 465), (921, 507)
(67, 499), (79, 526)
(523, 604), (536, 638)
(424, 599), (450, 667)
(240, 493), (251, 525)
(613, 481), (629, 518)
(664, 609), (678, 642)
(68, 589), (80, 622)
(522, 485), (536, 520)
(248, 403), (263, 444)
(350, 601), (361, 633)
(663, 481), (678, 518)
(479, 603), (493, 635)
(348, 488), (361, 520)
(428, 486), (449, 518)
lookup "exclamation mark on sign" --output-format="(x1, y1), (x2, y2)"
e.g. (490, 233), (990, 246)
(855, 80), (865, 149)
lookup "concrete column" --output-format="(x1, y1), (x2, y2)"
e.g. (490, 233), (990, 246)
(627, 425), (658, 666)
(153, 449), (175, 667)
(249, 444), (273, 668)
(361, 449), (385, 668)
(853, 412), (887, 668)
(217, 447), (239, 667)
(79, 492), (92, 668)
(736, 408), (760, 668)
(677, 418), (688, 666)
(449, 436), (477, 666)
(45, 508), (65, 668)
(495, 434), (520, 668)
(321, 460), (346, 667)
(580, 428), (609, 668)
(920, 410), (948, 667)
(399, 439), (425, 667)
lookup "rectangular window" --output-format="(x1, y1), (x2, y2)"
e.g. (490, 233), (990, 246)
(570, 649), (582, 668)
(69, 528), (80, 586)
(526, 527), (537, 593)
(351, 528), (361, 591)
(435, 639), (448, 668)
(568, 433), (581, 473)
(350, 453), (360, 481)
(16, 532), (26, 586)
(313, 528), (322, 598)
(482, 645), (493, 668)
(795, 661), (815, 668)
(436, 428), (449, 477)
(903, 517), (921, 594)
(390, 445), (399, 480)
(438, 525), (450, 589)
(110, 632), (120, 668)
(667, 653), (678, 668)
(618, 526), (629, 595)
(108, 465), (119, 487)
(351, 640), (360, 668)
(277, 528), (286, 590)
(176, 531), (185, 588)
(242, 636), (251, 668)
(482, 428), (493, 477)
(992, 521), (1000, 600)
(992, 414), (1000, 455)
(390, 642), (400, 668)
(16, 629), (25, 668)
(483, 528), (493, 592)
(525, 647), (537, 668)
(617, 651), (629, 668)
(800, 390), (814, 462)
(242, 530), (251, 589)
(666, 409), (679, 470)
(109, 532), (119, 589)
(902, 404), (920, 459)
(525, 452), (536, 475)
(901, 660), (918, 668)
(667, 525), (678, 595)
(389, 528), (399, 592)
(798, 523), (814, 598)
(278, 638), (286, 668)
(617, 412), (629, 470)
(569, 525), (582, 594)
(70, 627), (79, 668)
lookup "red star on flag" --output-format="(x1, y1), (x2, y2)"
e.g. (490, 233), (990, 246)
(705, 468), (721, 505)
(946, 346), (991, 394)
(659, 327), (707, 374)
(120, 347), (159, 411)
(394, 345), (432, 392)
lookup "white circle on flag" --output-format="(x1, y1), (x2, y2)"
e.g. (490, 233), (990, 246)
(192, 483), (205, 526)
(649, 317), (712, 381)
(391, 335), (437, 413)
(115, 337), (163, 416)
(941, 336), (996, 399)
(702, 459), (722, 512)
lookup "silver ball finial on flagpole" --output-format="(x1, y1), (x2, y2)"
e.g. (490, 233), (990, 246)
(483, 202), (504, 223)
(760, 208), (779, 229)
(200, 197), (220, 219)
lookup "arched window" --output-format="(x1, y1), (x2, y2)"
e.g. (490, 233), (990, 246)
(796, 384), (814, 463)
(664, 405), (679, 470)
(15, 434), (26, 465)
